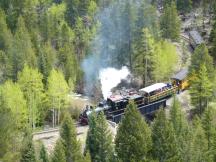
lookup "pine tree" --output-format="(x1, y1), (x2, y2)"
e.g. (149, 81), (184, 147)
(86, 112), (113, 162)
(191, 117), (212, 161)
(115, 101), (152, 162)
(170, 96), (193, 162)
(38, 41), (56, 84)
(211, 125), (216, 162)
(58, 42), (78, 86)
(176, 0), (192, 12)
(0, 9), (12, 51)
(133, 28), (156, 86)
(39, 144), (49, 162)
(20, 130), (36, 162)
(12, 16), (37, 80)
(0, 10), (13, 80)
(51, 140), (66, 162)
(64, 0), (80, 27)
(202, 107), (216, 150)
(152, 109), (179, 162)
(60, 113), (82, 162)
(190, 64), (213, 115)
(136, 1), (159, 40)
(190, 44), (214, 79)
(170, 96), (187, 137)
(160, 2), (180, 41)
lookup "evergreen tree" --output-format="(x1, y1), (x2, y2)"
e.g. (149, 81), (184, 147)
(47, 69), (69, 127)
(170, 96), (187, 137)
(191, 117), (212, 161)
(160, 2), (180, 41)
(20, 130), (36, 162)
(51, 140), (66, 162)
(133, 28), (156, 86)
(136, 1), (159, 40)
(202, 107), (216, 150)
(64, 0), (80, 27)
(115, 101), (152, 162)
(39, 144), (49, 162)
(58, 42), (78, 86)
(12, 16), (37, 80)
(152, 109), (179, 162)
(60, 114), (82, 162)
(190, 44), (214, 79)
(211, 123), (216, 162)
(209, 17), (216, 61)
(170, 96), (193, 162)
(38, 41), (56, 84)
(74, 17), (91, 62)
(190, 64), (213, 115)
(0, 9), (12, 51)
(86, 112), (113, 162)
(176, 0), (192, 12)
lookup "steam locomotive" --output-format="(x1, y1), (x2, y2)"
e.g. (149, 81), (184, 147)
(79, 82), (178, 125)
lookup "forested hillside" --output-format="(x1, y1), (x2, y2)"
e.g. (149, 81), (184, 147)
(1, 0), (216, 161)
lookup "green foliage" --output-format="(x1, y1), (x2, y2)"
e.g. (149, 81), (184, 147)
(47, 69), (69, 126)
(18, 65), (45, 128)
(191, 117), (212, 161)
(202, 107), (216, 150)
(170, 96), (187, 136)
(170, 96), (193, 162)
(115, 101), (152, 162)
(176, 0), (192, 12)
(39, 144), (49, 162)
(86, 112), (113, 162)
(0, 81), (27, 129)
(160, 2), (180, 41)
(51, 140), (66, 162)
(152, 109), (179, 162)
(60, 113), (82, 162)
(0, 95), (22, 161)
(64, 0), (79, 27)
(0, 9), (12, 51)
(133, 28), (156, 86)
(136, 1), (159, 40)
(190, 64), (213, 115)
(12, 16), (37, 80)
(190, 44), (214, 79)
(20, 131), (36, 162)
(153, 40), (178, 81)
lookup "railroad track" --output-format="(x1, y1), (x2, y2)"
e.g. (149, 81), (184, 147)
(180, 33), (190, 42)
(33, 123), (84, 141)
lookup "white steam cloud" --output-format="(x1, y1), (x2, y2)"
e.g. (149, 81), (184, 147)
(99, 66), (130, 99)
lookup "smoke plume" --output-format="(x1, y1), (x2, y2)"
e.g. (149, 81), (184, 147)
(99, 66), (130, 99)
(81, 0), (154, 97)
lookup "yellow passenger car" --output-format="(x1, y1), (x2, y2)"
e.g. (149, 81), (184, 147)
(171, 68), (189, 91)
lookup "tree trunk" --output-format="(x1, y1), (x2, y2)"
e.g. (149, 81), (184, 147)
(53, 108), (55, 128)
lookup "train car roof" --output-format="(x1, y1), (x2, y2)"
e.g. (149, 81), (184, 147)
(127, 94), (143, 100)
(108, 95), (124, 102)
(139, 83), (167, 94)
(189, 30), (204, 45)
(171, 68), (188, 81)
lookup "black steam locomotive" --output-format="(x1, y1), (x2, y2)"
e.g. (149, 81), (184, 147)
(79, 83), (178, 125)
